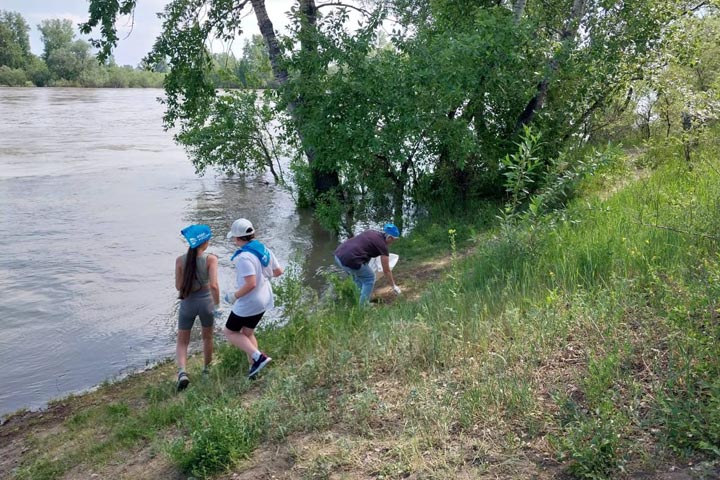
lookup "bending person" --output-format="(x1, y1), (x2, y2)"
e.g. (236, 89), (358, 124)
(175, 224), (219, 391)
(223, 218), (283, 379)
(334, 223), (401, 305)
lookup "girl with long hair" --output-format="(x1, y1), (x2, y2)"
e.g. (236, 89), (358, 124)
(175, 224), (219, 390)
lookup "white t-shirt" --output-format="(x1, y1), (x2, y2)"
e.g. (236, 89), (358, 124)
(230, 250), (280, 317)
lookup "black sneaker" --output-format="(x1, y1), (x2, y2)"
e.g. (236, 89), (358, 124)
(177, 371), (190, 391)
(247, 353), (271, 378)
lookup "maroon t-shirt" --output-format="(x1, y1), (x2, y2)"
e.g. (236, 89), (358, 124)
(334, 230), (389, 269)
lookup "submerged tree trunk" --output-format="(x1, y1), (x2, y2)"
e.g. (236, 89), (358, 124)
(250, 0), (340, 196)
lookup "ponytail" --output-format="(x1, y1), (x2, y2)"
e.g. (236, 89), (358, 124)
(179, 245), (198, 299)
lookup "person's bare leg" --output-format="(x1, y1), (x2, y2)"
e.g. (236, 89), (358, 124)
(201, 326), (214, 368)
(242, 327), (259, 363)
(176, 329), (192, 370)
(224, 327), (258, 357)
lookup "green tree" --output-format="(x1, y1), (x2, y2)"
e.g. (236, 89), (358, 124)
(209, 52), (242, 89)
(38, 19), (94, 83)
(652, 14), (720, 138)
(0, 65), (27, 86)
(81, 0), (343, 211)
(80, 0), (711, 232)
(587, 9), (720, 149)
(38, 19), (75, 61)
(45, 39), (92, 82)
(0, 11), (31, 69)
(178, 90), (289, 184)
(238, 34), (273, 88)
(24, 54), (50, 86)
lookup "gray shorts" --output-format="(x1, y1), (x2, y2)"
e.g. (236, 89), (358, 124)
(178, 290), (214, 330)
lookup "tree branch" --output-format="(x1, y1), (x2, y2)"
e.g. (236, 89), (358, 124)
(316, 2), (374, 17)
(122, 8), (136, 41)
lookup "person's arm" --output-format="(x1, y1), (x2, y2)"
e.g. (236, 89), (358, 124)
(380, 255), (399, 293)
(270, 252), (283, 277)
(175, 256), (183, 292)
(232, 274), (257, 299)
(207, 254), (220, 305)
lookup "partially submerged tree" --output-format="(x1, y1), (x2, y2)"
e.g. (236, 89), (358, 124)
(81, 0), (715, 233)
(83, 1), (346, 220)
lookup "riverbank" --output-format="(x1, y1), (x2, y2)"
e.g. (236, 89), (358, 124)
(4, 143), (720, 479)
(0, 251), (459, 479)
(0, 86), (340, 419)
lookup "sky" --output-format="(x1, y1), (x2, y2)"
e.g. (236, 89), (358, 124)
(2, 0), (299, 67)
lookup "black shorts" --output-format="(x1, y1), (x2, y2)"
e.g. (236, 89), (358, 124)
(226, 311), (265, 332)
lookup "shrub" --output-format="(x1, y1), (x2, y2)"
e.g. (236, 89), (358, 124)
(550, 400), (628, 479)
(0, 65), (28, 86)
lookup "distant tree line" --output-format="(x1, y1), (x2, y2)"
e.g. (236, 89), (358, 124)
(0, 11), (273, 89)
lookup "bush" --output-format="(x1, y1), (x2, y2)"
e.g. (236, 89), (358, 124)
(25, 56), (50, 86)
(0, 65), (28, 86)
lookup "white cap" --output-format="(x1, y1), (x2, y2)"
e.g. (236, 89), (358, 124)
(227, 218), (255, 239)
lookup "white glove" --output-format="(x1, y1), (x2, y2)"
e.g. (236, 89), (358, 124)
(223, 291), (237, 304)
(213, 305), (222, 318)
(392, 284), (402, 295)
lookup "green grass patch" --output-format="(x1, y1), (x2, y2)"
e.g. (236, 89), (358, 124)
(167, 400), (270, 477)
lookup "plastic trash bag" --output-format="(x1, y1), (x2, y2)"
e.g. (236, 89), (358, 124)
(368, 253), (399, 277)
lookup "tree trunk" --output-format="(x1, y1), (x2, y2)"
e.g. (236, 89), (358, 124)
(250, 0), (287, 87)
(392, 156), (412, 232)
(682, 111), (693, 163)
(250, 0), (340, 195)
(515, 0), (586, 131)
(297, 0), (341, 194)
(513, 0), (527, 24)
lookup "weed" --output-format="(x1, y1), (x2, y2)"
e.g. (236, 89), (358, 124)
(551, 402), (629, 479)
(168, 401), (270, 478)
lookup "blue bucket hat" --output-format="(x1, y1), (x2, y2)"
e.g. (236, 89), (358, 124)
(383, 223), (400, 238)
(181, 224), (212, 249)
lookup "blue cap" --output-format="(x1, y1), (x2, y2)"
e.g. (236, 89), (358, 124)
(383, 223), (400, 238)
(181, 224), (212, 248)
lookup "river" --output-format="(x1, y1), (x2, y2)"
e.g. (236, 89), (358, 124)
(0, 87), (336, 417)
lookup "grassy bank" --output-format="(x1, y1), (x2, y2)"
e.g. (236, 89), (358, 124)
(3, 133), (720, 479)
